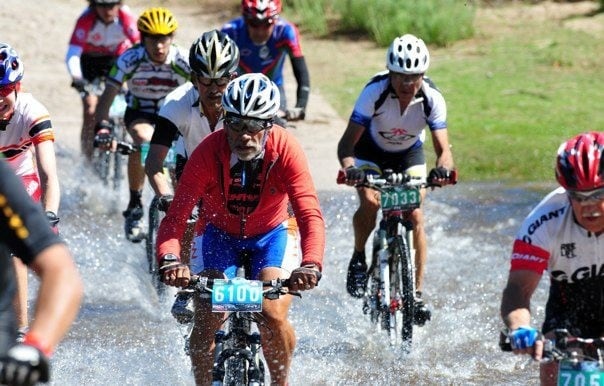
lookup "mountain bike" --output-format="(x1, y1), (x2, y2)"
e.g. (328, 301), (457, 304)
(337, 168), (453, 352)
(501, 328), (604, 385)
(187, 267), (299, 385)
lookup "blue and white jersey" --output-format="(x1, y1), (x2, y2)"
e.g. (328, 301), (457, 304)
(107, 44), (190, 114)
(350, 71), (447, 153)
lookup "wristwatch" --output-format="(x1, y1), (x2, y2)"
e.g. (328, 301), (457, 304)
(302, 263), (320, 271)
(160, 253), (180, 266)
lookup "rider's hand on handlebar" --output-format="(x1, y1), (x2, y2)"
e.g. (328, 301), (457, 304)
(0, 341), (50, 386)
(93, 121), (114, 150)
(159, 253), (190, 287)
(157, 195), (174, 213)
(289, 264), (321, 292)
(70, 78), (87, 94)
(338, 166), (365, 186)
(509, 326), (544, 360)
(428, 167), (457, 187)
(285, 107), (305, 121)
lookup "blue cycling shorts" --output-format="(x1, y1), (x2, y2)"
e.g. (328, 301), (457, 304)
(189, 218), (301, 279)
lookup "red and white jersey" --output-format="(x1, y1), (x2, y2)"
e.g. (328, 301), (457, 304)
(68, 6), (139, 57)
(510, 187), (604, 283)
(0, 93), (54, 177)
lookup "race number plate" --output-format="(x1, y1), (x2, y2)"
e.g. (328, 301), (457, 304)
(211, 278), (263, 312)
(381, 186), (421, 210)
(558, 360), (604, 386)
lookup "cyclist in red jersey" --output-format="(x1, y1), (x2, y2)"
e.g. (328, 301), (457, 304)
(156, 73), (324, 385)
(0, 158), (83, 386)
(66, 0), (139, 160)
(501, 132), (604, 386)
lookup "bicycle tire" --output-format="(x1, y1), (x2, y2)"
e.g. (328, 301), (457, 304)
(91, 146), (109, 184)
(110, 117), (127, 191)
(366, 267), (381, 325)
(224, 356), (247, 386)
(145, 197), (165, 296)
(394, 234), (414, 351)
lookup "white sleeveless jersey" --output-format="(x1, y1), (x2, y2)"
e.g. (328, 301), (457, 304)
(0, 93), (54, 176)
(511, 187), (604, 284)
(350, 71), (447, 152)
(108, 44), (190, 114)
(158, 82), (224, 157)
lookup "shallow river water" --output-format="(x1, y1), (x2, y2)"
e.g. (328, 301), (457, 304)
(41, 149), (555, 385)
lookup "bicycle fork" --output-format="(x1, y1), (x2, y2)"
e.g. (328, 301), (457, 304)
(212, 315), (264, 385)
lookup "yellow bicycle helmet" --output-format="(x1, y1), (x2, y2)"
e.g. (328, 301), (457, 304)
(137, 7), (178, 36)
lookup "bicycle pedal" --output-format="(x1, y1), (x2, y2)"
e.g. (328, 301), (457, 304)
(362, 302), (370, 315)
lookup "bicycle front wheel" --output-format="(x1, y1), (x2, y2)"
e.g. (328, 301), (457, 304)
(393, 234), (414, 351)
(146, 197), (164, 296)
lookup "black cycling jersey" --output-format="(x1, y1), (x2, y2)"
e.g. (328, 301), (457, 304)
(0, 159), (63, 352)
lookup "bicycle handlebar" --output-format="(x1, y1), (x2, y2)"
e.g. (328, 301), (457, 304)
(500, 328), (604, 361)
(188, 275), (299, 299)
(336, 168), (457, 189)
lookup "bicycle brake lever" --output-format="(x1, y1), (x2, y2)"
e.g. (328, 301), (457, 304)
(116, 142), (136, 155)
(499, 329), (513, 352)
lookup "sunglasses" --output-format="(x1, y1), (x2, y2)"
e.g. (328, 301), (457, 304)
(567, 187), (604, 203)
(197, 77), (230, 87)
(246, 17), (275, 29)
(224, 116), (272, 134)
(0, 83), (16, 98)
(390, 72), (423, 85)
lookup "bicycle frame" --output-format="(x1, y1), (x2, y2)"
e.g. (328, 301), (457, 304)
(361, 173), (425, 351)
(367, 190), (417, 349)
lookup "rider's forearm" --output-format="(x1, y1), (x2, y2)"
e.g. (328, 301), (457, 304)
(502, 308), (532, 331)
(501, 286), (533, 329)
(435, 149), (454, 170)
(29, 244), (83, 353)
(35, 141), (61, 213)
(95, 82), (121, 123)
(65, 45), (83, 80)
(291, 56), (310, 109)
(145, 146), (172, 196)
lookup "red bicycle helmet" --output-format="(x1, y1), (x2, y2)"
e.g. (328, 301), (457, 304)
(242, 0), (281, 21)
(555, 131), (604, 191)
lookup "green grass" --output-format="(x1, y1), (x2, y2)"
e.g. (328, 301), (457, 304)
(303, 6), (604, 182)
(285, 0), (475, 47)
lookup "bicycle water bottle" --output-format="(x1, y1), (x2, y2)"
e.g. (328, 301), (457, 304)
(140, 142), (150, 166)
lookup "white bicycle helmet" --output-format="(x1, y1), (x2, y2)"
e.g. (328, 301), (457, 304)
(0, 43), (24, 86)
(386, 34), (430, 74)
(222, 73), (280, 120)
(189, 30), (240, 78)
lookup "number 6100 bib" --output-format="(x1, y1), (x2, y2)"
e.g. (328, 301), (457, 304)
(211, 278), (263, 312)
